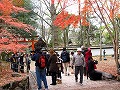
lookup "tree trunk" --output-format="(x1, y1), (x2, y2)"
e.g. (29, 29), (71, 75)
(50, 3), (58, 48)
(100, 29), (102, 61)
(86, 25), (91, 47)
(63, 30), (66, 47)
(83, 26), (86, 46)
(114, 27), (120, 74)
(66, 28), (69, 47)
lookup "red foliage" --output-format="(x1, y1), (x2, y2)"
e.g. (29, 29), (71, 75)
(0, 42), (28, 53)
(12, 6), (29, 13)
(0, 16), (34, 33)
(0, 0), (34, 53)
(0, 38), (9, 44)
(81, 19), (90, 26)
(0, 29), (13, 37)
(53, 0), (91, 29)
(51, 0), (54, 4)
(0, 0), (29, 16)
(53, 10), (81, 29)
(0, 0), (34, 32)
(0, 0), (13, 16)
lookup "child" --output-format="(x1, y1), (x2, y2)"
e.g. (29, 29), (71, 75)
(56, 54), (63, 84)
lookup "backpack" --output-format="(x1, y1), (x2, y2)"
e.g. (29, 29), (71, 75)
(38, 55), (46, 69)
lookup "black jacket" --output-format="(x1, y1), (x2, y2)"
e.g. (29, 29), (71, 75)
(61, 51), (70, 63)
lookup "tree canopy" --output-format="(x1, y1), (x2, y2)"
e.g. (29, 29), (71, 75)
(0, 0), (35, 53)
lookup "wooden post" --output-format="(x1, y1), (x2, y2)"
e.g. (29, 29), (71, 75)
(31, 40), (35, 51)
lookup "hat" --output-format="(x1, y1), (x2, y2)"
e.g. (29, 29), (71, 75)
(81, 46), (85, 50)
(77, 48), (82, 52)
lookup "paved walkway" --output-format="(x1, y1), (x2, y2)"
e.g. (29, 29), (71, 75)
(29, 61), (120, 90)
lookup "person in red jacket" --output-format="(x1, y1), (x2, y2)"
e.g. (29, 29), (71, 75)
(81, 46), (92, 78)
(85, 48), (92, 70)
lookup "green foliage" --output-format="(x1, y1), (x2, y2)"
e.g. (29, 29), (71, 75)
(93, 31), (100, 45)
(0, 52), (7, 61)
(12, 0), (38, 28)
(58, 30), (64, 45)
(10, 0), (38, 38)
(12, 12), (38, 28)
(103, 32), (112, 45)
(7, 27), (37, 38)
(0, 52), (13, 61)
(77, 24), (98, 46)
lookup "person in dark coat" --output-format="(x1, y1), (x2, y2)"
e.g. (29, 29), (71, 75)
(14, 53), (19, 72)
(10, 54), (16, 72)
(60, 47), (70, 76)
(48, 49), (58, 85)
(88, 56), (102, 80)
(19, 53), (24, 73)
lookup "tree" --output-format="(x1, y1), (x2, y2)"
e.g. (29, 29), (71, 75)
(0, 0), (34, 53)
(53, 0), (94, 47)
(53, 0), (120, 74)
(32, 0), (78, 48)
(12, 0), (38, 38)
(87, 0), (120, 74)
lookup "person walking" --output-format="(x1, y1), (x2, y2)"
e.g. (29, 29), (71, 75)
(60, 47), (70, 76)
(70, 51), (74, 74)
(72, 48), (85, 85)
(31, 49), (48, 90)
(48, 49), (58, 85)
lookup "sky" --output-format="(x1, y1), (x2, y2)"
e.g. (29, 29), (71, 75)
(32, 0), (80, 15)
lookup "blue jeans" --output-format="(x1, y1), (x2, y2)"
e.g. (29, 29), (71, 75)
(36, 67), (48, 89)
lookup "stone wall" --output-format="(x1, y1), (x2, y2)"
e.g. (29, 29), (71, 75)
(0, 76), (29, 90)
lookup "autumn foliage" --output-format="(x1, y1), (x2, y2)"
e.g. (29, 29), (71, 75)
(13, 0), (24, 7)
(53, 0), (120, 29)
(0, 0), (33, 53)
(0, 0), (33, 32)
(53, 11), (81, 29)
(52, 0), (91, 29)
(0, 0), (28, 15)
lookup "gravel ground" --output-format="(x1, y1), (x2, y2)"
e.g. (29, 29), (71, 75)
(47, 74), (120, 90)
(30, 61), (120, 90)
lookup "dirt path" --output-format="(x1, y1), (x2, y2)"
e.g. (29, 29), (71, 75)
(29, 60), (120, 90)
